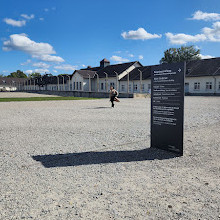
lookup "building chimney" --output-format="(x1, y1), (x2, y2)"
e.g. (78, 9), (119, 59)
(87, 65), (92, 69)
(100, 58), (110, 68)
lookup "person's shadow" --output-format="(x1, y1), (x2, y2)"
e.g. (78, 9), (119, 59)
(84, 107), (111, 109)
(32, 147), (178, 168)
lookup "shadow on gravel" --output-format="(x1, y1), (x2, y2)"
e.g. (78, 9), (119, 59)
(84, 107), (112, 109)
(32, 148), (178, 168)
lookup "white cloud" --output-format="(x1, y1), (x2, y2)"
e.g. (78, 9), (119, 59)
(3, 34), (64, 63)
(34, 54), (64, 62)
(165, 32), (207, 44)
(121, 27), (162, 40)
(128, 54), (134, 57)
(81, 64), (86, 68)
(32, 62), (50, 68)
(2, 70), (9, 73)
(1, 37), (7, 41)
(199, 54), (214, 59)
(34, 68), (49, 73)
(53, 70), (57, 73)
(21, 14), (34, 20)
(3, 34), (55, 54)
(39, 18), (44, 21)
(139, 55), (144, 60)
(110, 56), (129, 63)
(24, 70), (33, 74)
(190, 10), (220, 21)
(166, 21), (220, 44)
(166, 11), (220, 45)
(202, 21), (220, 42)
(44, 8), (49, 12)
(21, 59), (31, 66)
(195, 45), (201, 50)
(54, 64), (77, 71)
(3, 18), (26, 27)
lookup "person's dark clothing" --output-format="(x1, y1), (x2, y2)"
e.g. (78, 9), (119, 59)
(110, 94), (116, 107)
(109, 89), (118, 108)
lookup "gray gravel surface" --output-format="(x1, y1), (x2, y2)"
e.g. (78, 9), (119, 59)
(0, 95), (220, 219)
(0, 92), (61, 98)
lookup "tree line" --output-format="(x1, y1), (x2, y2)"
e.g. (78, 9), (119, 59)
(0, 71), (69, 78)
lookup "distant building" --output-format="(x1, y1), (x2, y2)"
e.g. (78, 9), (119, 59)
(20, 57), (220, 95)
(185, 58), (220, 95)
(0, 77), (26, 91)
(70, 59), (142, 92)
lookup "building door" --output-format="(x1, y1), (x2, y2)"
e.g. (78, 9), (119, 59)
(185, 83), (189, 93)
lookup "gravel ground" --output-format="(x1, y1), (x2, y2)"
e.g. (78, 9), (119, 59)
(0, 94), (220, 220)
(0, 92), (61, 98)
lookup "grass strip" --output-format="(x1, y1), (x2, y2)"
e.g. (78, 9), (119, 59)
(0, 97), (98, 102)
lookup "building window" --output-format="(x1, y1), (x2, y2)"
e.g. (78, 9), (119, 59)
(141, 84), (144, 90)
(121, 84), (125, 91)
(194, 82), (200, 90)
(79, 82), (82, 90)
(76, 82), (79, 90)
(148, 84), (151, 91)
(218, 82), (220, 90)
(206, 82), (212, 90)
(110, 82), (115, 88)
(129, 85), (131, 92)
(101, 83), (104, 90)
(134, 84), (138, 91)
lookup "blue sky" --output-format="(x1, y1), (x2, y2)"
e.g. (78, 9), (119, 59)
(0, 0), (220, 75)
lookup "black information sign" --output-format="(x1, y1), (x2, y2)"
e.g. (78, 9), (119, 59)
(151, 62), (185, 155)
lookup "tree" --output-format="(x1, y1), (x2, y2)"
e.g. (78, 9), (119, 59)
(0, 74), (4, 77)
(7, 70), (27, 78)
(35, 73), (54, 89)
(58, 74), (68, 76)
(29, 72), (41, 78)
(160, 46), (201, 64)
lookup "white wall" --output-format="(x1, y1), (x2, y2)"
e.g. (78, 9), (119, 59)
(98, 77), (118, 92)
(0, 86), (17, 91)
(70, 72), (84, 91)
(119, 79), (151, 93)
(185, 76), (220, 94)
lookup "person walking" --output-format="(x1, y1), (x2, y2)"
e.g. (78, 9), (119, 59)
(109, 86), (119, 108)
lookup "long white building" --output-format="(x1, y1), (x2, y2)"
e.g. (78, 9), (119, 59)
(70, 57), (220, 95)
(18, 57), (220, 95)
(0, 77), (26, 91)
(184, 58), (220, 95)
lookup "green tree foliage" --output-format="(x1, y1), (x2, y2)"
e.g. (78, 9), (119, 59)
(160, 46), (201, 64)
(43, 73), (53, 77)
(7, 70), (27, 78)
(0, 74), (4, 77)
(29, 72), (41, 78)
(36, 73), (54, 87)
(58, 74), (68, 76)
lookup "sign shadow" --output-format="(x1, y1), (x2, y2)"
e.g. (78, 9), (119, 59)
(32, 147), (178, 168)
